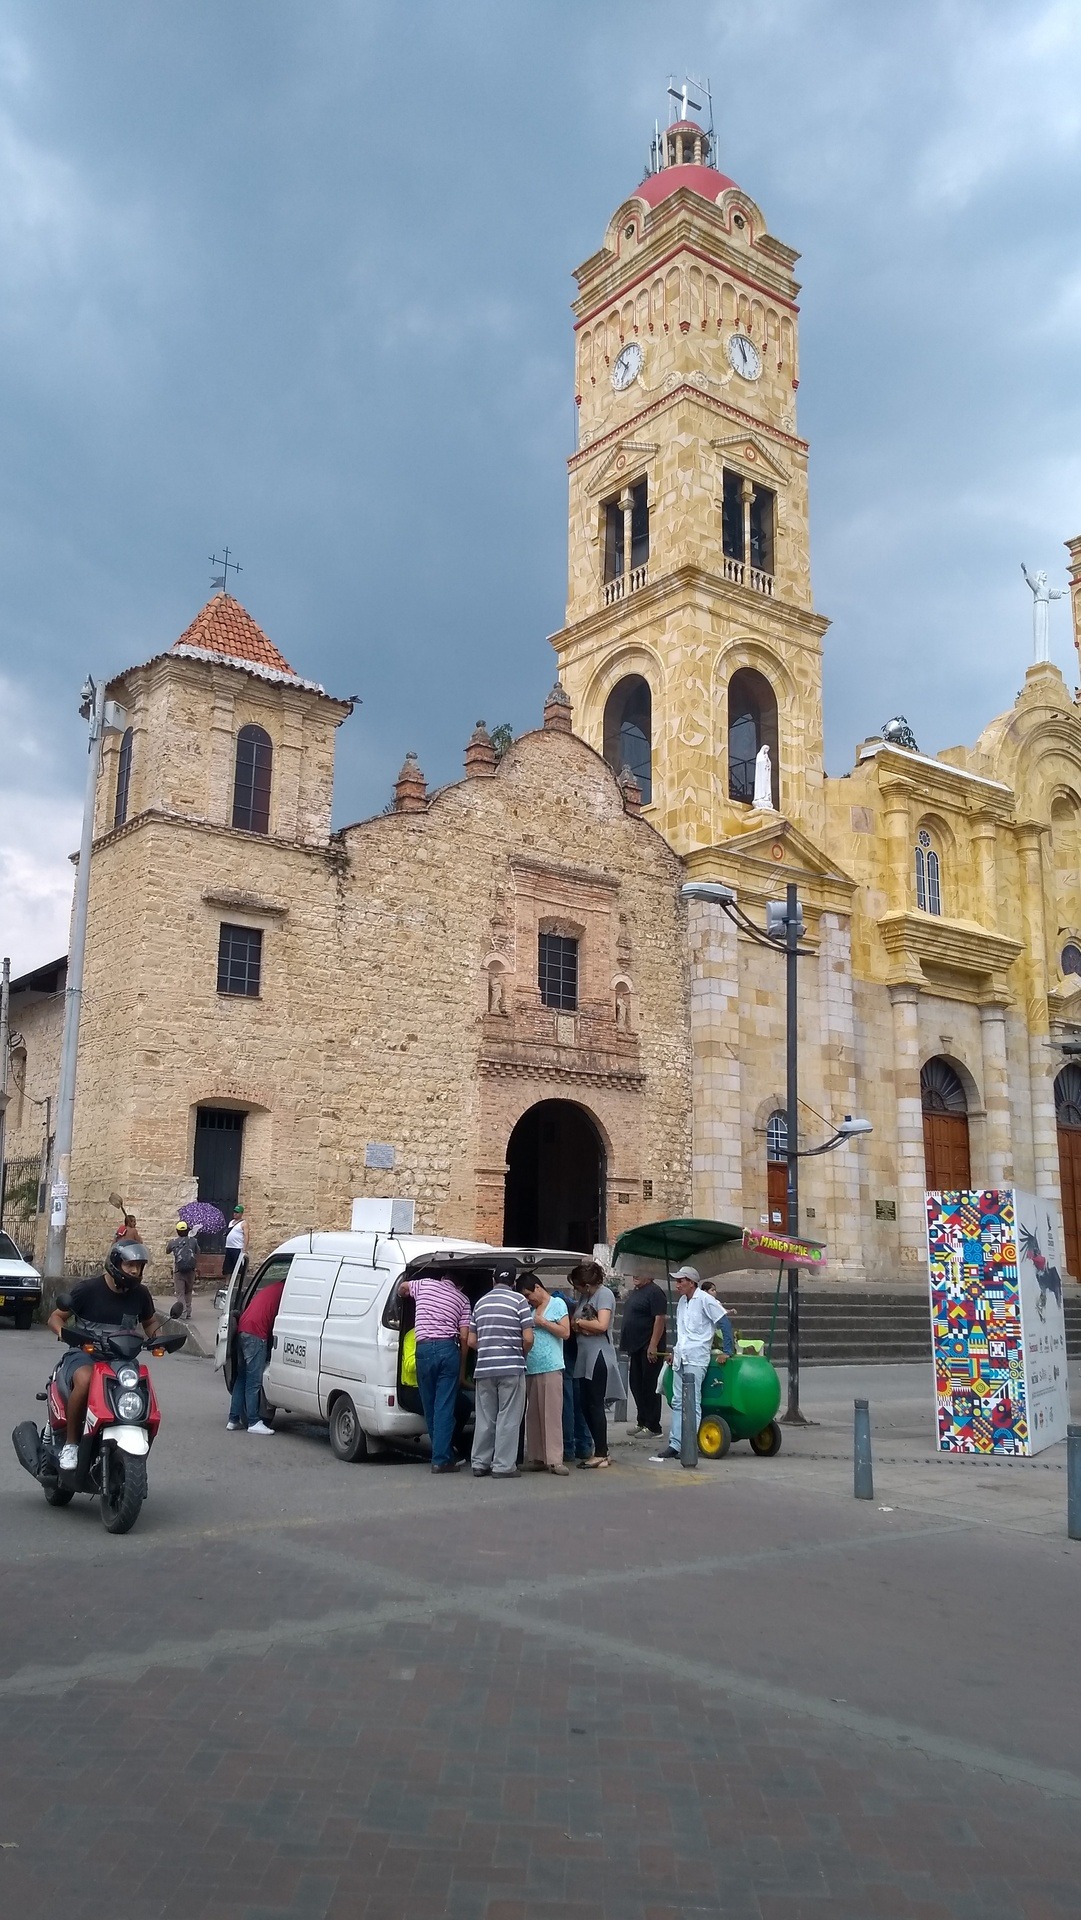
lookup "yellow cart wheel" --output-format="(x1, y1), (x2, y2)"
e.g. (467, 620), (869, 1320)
(697, 1415), (732, 1459)
(748, 1420), (783, 1457)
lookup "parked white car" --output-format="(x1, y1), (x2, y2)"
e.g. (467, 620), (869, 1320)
(215, 1220), (581, 1461)
(0, 1230), (42, 1329)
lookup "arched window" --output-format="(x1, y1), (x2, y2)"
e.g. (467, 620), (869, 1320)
(765, 1110), (788, 1227)
(914, 828), (942, 915)
(921, 1058), (970, 1191)
(727, 667), (779, 806)
(602, 676), (652, 804)
(1055, 1065), (1081, 1278)
(231, 725), (272, 835)
(113, 727), (133, 828)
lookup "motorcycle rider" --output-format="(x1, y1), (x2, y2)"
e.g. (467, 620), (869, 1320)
(46, 1241), (161, 1473)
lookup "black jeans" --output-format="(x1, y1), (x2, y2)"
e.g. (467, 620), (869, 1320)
(577, 1353), (608, 1458)
(627, 1347), (663, 1432)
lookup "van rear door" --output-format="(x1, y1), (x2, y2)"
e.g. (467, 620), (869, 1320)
(320, 1250), (386, 1414)
(264, 1254), (341, 1415)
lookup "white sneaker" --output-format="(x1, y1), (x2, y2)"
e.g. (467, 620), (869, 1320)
(648, 1449), (680, 1464)
(59, 1443), (78, 1471)
(248, 1421), (275, 1436)
(226, 1420), (242, 1431)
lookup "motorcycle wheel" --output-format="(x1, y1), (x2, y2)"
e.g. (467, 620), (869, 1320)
(100, 1453), (147, 1534)
(43, 1481), (74, 1507)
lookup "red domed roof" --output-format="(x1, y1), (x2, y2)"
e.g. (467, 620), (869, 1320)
(635, 161), (739, 210)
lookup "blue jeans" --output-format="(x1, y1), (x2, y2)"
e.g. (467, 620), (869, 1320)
(229, 1332), (267, 1427)
(415, 1338), (461, 1467)
(669, 1362), (708, 1453)
(562, 1370), (594, 1459)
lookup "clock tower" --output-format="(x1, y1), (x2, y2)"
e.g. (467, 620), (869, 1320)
(550, 113), (829, 855)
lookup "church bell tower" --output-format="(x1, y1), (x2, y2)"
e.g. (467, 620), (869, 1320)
(550, 107), (829, 855)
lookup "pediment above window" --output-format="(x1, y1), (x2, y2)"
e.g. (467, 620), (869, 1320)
(584, 441), (660, 499)
(710, 433), (792, 487)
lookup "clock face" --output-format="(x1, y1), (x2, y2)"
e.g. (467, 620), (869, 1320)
(726, 333), (762, 381)
(611, 342), (643, 391)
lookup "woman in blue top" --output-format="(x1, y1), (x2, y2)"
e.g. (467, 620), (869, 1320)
(520, 1276), (571, 1475)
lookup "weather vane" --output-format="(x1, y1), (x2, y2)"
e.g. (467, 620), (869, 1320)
(210, 546), (242, 593)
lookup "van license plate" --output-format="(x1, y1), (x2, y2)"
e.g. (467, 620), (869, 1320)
(281, 1339), (306, 1366)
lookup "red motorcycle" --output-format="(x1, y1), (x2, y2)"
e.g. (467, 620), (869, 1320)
(12, 1313), (185, 1533)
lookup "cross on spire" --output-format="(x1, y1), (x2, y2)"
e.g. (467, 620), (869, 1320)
(667, 76), (702, 121)
(209, 546), (243, 593)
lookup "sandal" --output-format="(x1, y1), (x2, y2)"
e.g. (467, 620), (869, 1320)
(578, 1455), (610, 1468)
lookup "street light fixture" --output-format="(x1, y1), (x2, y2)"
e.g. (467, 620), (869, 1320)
(682, 880), (872, 1422)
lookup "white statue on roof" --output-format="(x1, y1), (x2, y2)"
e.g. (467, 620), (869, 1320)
(1022, 564), (1066, 664)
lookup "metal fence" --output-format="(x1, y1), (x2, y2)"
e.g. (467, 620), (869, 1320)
(1, 1155), (41, 1251)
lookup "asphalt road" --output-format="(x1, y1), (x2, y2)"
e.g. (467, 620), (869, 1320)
(1, 1327), (1079, 1919)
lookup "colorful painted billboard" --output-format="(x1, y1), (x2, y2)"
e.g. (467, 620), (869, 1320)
(926, 1188), (1069, 1457)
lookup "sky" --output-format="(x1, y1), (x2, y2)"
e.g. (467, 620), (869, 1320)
(2, 0), (1080, 975)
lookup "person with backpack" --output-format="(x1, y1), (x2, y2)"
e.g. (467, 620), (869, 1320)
(165, 1219), (199, 1320)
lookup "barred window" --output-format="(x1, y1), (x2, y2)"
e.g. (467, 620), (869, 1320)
(232, 725), (272, 835)
(538, 932), (578, 1012)
(113, 727), (133, 828)
(217, 923), (263, 998)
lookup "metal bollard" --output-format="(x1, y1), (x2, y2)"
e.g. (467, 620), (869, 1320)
(854, 1398), (873, 1500)
(1069, 1425), (1081, 1541)
(679, 1366), (698, 1469)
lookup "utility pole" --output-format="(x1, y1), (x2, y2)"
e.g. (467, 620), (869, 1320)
(783, 881), (808, 1424)
(0, 956), (10, 1228)
(43, 679), (125, 1295)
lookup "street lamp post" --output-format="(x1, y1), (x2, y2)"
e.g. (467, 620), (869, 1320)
(42, 678), (126, 1298)
(682, 880), (871, 1424)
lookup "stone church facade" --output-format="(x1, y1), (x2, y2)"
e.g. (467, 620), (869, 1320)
(7, 113), (1081, 1286)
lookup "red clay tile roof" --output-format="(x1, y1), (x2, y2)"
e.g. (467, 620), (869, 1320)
(171, 594), (297, 677)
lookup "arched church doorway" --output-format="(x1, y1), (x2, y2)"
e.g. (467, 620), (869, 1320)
(921, 1058), (971, 1191)
(503, 1100), (606, 1252)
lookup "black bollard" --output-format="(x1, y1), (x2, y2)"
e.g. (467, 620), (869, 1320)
(679, 1366), (698, 1470)
(1069, 1425), (1081, 1542)
(854, 1397), (873, 1500)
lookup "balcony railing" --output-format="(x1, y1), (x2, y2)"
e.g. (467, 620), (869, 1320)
(722, 555), (774, 596)
(603, 563), (649, 607)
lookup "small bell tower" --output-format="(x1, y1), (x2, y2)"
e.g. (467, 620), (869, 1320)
(550, 96), (829, 855)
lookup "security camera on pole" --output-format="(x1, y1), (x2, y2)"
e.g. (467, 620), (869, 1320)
(681, 880), (872, 1424)
(42, 677), (127, 1300)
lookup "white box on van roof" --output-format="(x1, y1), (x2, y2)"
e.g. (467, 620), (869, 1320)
(350, 1197), (416, 1234)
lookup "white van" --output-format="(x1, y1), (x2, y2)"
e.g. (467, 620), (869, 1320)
(215, 1213), (584, 1462)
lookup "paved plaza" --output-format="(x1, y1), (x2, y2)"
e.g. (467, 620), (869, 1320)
(1, 1327), (1079, 1919)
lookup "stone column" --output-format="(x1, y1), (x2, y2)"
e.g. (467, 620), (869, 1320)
(880, 781), (913, 916)
(740, 478), (753, 576)
(972, 815), (998, 928)
(979, 1003), (1012, 1188)
(687, 896), (743, 1220)
(889, 982), (926, 1265)
(619, 490), (634, 584)
(276, 716), (304, 842)
(1018, 824), (1058, 1202)
(206, 686), (237, 825)
(819, 912), (862, 1276)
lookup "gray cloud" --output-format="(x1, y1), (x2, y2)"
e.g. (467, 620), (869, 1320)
(2, 0), (1079, 970)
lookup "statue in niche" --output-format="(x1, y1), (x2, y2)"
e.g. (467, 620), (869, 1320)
(753, 743), (774, 811)
(1022, 564), (1067, 664)
(615, 986), (631, 1030)
(487, 968), (507, 1015)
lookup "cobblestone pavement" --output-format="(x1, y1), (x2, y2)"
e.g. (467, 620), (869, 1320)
(1, 1331), (1079, 1920)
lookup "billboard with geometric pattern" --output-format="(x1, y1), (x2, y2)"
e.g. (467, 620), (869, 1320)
(926, 1188), (1069, 1457)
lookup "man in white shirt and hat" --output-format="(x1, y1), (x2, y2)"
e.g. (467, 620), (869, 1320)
(650, 1266), (727, 1463)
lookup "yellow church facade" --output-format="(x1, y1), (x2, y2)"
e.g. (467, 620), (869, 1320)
(6, 112), (1081, 1290)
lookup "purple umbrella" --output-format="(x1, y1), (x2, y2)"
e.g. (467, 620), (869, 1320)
(177, 1200), (227, 1236)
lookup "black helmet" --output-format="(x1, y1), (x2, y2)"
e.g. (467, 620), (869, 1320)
(105, 1240), (149, 1290)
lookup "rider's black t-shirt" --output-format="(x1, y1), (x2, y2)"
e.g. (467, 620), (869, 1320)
(69, 1273), (155, 1328)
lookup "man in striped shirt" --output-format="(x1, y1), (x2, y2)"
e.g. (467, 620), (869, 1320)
(466, 1268), (534, 1478)
(400, 1273), (472, 1474)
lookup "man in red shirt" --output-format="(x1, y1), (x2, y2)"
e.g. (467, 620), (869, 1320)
(227, 1278), (286, 1435)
